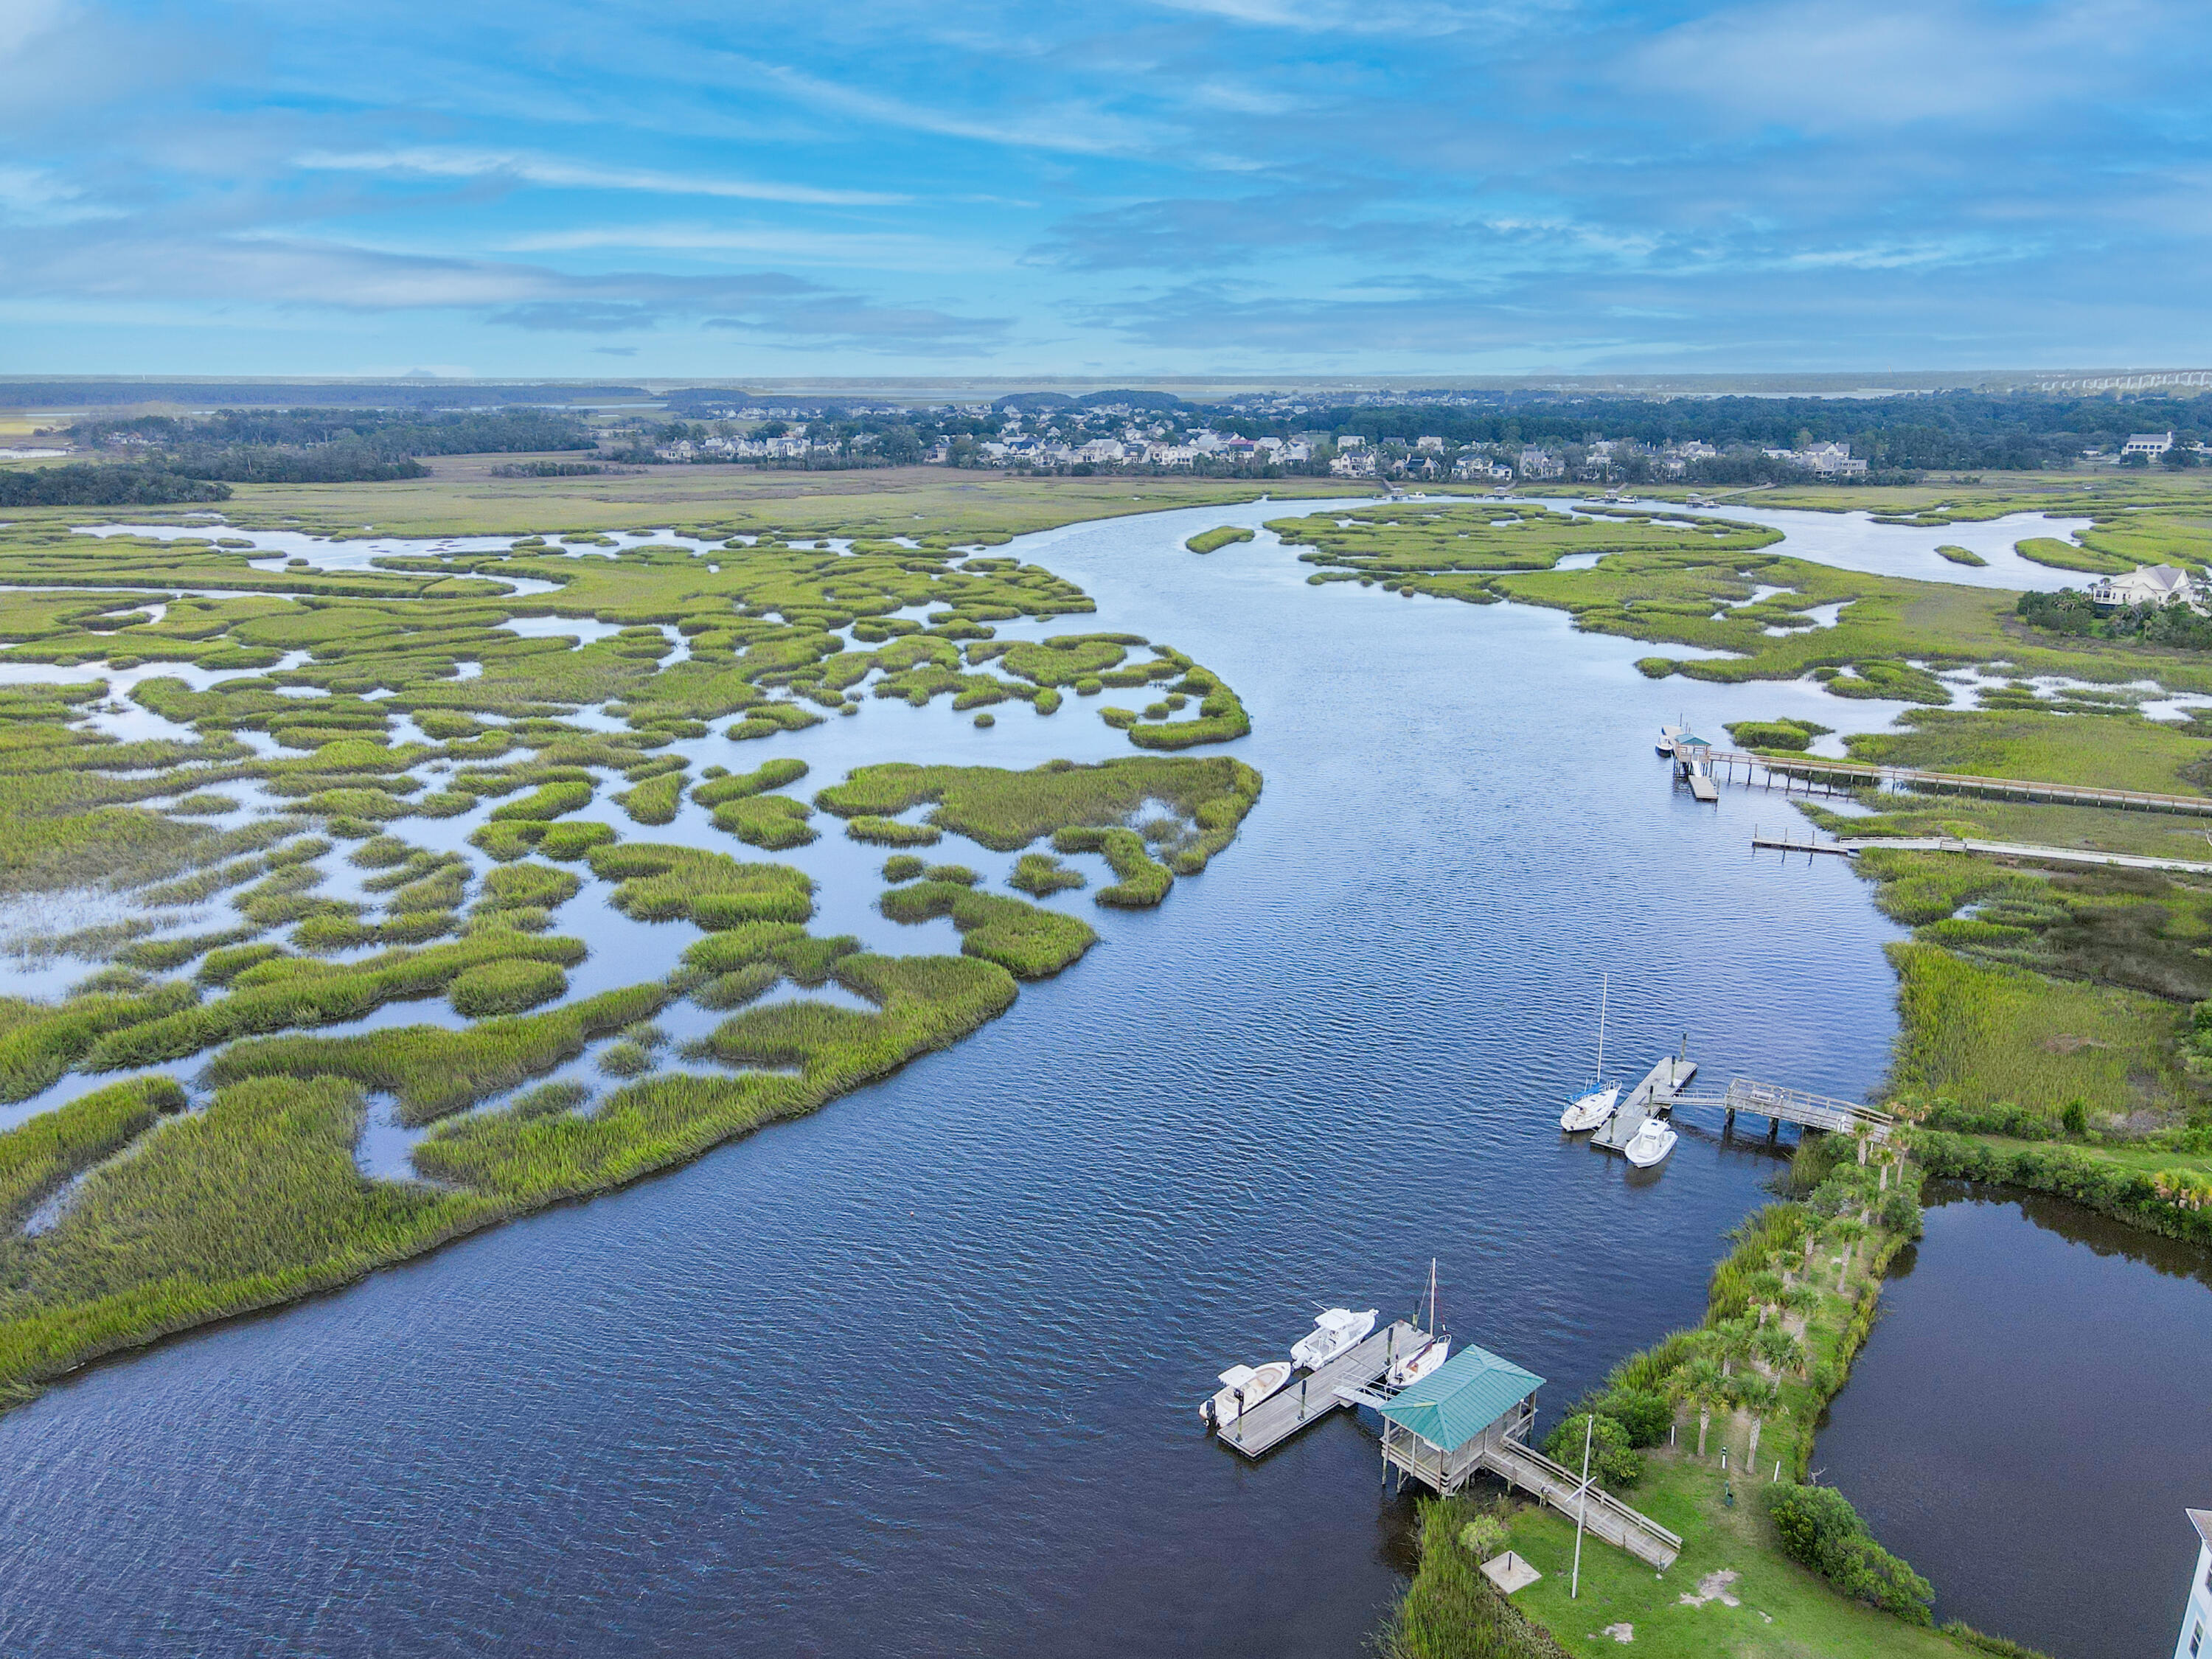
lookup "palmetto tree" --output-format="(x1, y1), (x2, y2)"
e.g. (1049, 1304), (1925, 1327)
(1829, 1219), (1867, 1293)
(1712, 1317), (1758, 1378)
(1754, 1324), (1806, 1379)
(1736, 1377), (1781, 1476)
(1677, 1357), (1728, 1457)
(1747, 1270), (1786, 1326)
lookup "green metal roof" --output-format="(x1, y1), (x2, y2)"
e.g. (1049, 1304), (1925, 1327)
(1377, 1343), (1545, 1452)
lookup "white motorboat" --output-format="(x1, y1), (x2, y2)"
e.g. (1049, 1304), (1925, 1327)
(1559, 975), (1618, 1133)
(1386, 1259), (1452, 1388)
(1623, 1114), (1678, 1168)
(1291, 1307), (1377, 1371)
(1656, 723), (1684, 757)
(1200, 1360), (1293, 1426)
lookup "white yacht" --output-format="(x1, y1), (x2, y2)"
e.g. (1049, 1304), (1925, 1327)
(1291, 1307), (1377, 1371)
(1386, 1259), (1452, 1388)
(1200, 1360), (1293, 1427)
(1623, 1114), (1678, 1168)
(1656, 724), (1684, 757)
(1559, 975), (1619, 1133)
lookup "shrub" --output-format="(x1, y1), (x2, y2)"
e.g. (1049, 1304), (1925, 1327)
(450, 959), (568, 1018)
(1455, 1515), (1506, 1560)
(1768, 1484), (1933, 1624)
(1597, 1387), (1672, 1448)
(1540, 1411), (1643, 1488)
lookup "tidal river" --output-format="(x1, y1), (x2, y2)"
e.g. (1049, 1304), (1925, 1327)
(0, 500), (2187, 1657)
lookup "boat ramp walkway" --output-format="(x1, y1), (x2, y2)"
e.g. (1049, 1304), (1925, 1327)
(1754, 829), (2212, 876)
(1476, 1439), (1683, 1571)
(1214, 1321), (1425, 1458)
(1669, 1077), (1895, 1144)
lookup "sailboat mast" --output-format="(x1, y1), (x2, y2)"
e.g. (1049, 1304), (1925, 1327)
(1596, 973), (1608, 1082)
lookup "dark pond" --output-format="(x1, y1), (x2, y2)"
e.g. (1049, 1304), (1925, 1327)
(0, 500), (2140, 1658)
(1818, 1182), (2212, 1659)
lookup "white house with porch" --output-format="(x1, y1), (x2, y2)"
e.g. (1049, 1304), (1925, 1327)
(2087, 564), (2201, 610)
(2174, 1509), (2212, 1659)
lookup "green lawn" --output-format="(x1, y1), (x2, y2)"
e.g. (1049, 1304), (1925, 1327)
(1494, 1457), (1973, 1659)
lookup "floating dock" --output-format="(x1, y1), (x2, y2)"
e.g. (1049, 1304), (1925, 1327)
(1214, 1321), (1425, 1458)
(1590, 1055), (1697, 1152)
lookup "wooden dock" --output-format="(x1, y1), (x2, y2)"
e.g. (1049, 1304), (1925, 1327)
(1216, 1321), (1426, 1458)
(1668, 1077), (1894, 1143)
(1704, 749), (2212, 817)
(1590, 1055), (1697, 1152)
(1758, 830), (2212, 875)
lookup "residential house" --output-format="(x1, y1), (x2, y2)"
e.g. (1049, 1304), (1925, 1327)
(2174, 1509), (2211, 1659)
(1517, 447), (1564, 479)
(2087, 564), (2199, 609)
(2124, 431), (2176, 459)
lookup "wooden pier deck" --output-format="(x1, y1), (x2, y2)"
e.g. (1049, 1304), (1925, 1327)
(1756, 830), (2212, 875)
(1704, 749), (2212, 817)
(1668, 1077), (1894, 1142)
(1590, 1055), (1697, 1152)
(1216, 1321), (1425, 1458)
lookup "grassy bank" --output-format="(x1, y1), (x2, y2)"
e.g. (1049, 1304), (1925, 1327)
(1384, 1135), (2031, 1658)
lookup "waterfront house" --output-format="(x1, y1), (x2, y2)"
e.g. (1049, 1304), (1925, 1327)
(2174, 1509), (2211, 1659)
(2125, 431), (2177, 459)
(2087, 564), (2199, 610)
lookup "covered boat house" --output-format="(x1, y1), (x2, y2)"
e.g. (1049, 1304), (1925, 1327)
(1371, 1343), (1545, 1497)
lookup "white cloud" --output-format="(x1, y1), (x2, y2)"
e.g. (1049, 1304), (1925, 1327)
(0, 163), (117, 224)
(293, 147), (909, 207)
(498, 223), (989, 271)
(1629, 0), (2154, 131)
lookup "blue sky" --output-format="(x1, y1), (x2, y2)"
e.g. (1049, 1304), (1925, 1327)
(2, 0), (2206, 378)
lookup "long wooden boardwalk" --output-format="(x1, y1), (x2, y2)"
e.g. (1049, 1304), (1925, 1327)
(1668, 1077), (1894, 1142)
(1707, 749), (2212, 817)
(1756, 830), (2212, 875)
(1216, 1321), (1425, 1458)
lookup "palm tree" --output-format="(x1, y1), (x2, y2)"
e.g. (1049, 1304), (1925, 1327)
(1712, 1317), (1757, 1378)
(1830, 1219), (1867, 1293)
(1754, 1325), (1805, 1379)
(1736, 1378), (1781, 1476)
(1747, 1270), (1786, 1326)
(1677, 1357), (1728, 1457)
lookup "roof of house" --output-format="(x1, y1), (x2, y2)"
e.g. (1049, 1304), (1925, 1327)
(2098, 564), (2191, 594)
(2191, 1508), (2212, 1549)
(1377, 1342), (1545, 1453)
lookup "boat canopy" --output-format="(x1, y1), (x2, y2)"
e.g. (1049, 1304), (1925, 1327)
(1376, 1342), (1545, 1453)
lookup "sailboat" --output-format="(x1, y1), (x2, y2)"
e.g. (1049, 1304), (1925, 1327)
(1385, 1259), (1453, 1388)
(1559, 975), (1620, 1133)
(1200, 1360), (1293, 1427)
(1623, 1113), (1678, 1168)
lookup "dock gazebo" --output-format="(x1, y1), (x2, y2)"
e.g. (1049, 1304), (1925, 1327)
(1371, 1343), (1545, 1496)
